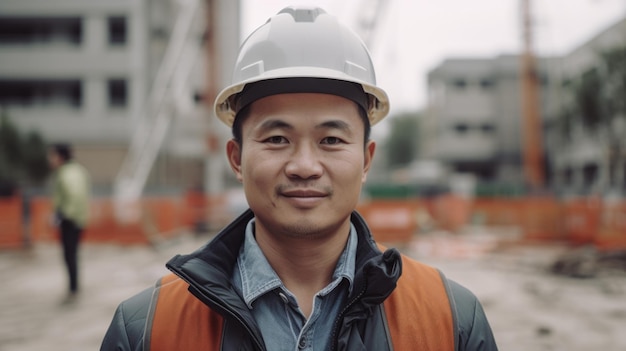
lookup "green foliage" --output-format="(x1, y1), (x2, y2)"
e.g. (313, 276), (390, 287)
(575, 67), (604, 128)
(601, 46), (626, 119)
(22, 131), (50, 184)
(0, 110), (50, 196)
(384, 112), (420, 168)
(560, 45), (626, 133)
(0, 111), (22, 166)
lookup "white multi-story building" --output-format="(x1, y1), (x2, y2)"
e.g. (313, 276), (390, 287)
(423, 16), (625, 195)
(0, 0), (239, 193)
(424, 55), (558, 186)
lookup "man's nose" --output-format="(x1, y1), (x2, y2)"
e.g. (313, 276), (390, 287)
(285, 143), (323, 179)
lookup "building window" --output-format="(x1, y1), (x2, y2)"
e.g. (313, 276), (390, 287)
(0, 79), (81, 108)
(582, 163), (598, 190)
(451, 78), (467, 90)
(480, 78), (494, 90)
(563, 167), (573, 186)
(108, 16), (127, 45)
(0, 17), (82, 46)
(108, 79), (127, 108)
(454, 123), (469, 133)
(481, 124), (495, 133)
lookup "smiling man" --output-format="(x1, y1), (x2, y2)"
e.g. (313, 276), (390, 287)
(101, 6), (497, 351)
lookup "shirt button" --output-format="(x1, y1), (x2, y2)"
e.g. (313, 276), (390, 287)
(298, 338), (306, 349)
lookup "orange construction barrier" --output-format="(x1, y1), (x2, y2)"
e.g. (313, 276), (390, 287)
(82, 198), (146, 244)
(0, 196), (23, 249)
(84, 197), (186, 245)
(183, 188), (208, 229)
(357, 200), (422, 244)
(16, 194), (626, 250)
(596, 201), (626, 250)
(562, 197), (602, 245)
(29, 196), (188, 245)
(521, 197), (563, 242)
(29, 197), (56, 242)
(471, 198), (525, 226)
(432, 194), (472, 233)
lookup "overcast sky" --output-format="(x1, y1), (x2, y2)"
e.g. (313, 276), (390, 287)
(241, 0), (625, 122)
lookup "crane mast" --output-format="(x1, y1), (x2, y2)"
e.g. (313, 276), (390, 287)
(520, 0), (545, 190)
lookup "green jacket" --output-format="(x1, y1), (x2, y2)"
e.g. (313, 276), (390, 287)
(52, 161), (90, 228)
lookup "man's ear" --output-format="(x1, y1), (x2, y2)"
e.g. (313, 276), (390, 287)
(226, 139), (243, 182)
(362, 140), (376, 183)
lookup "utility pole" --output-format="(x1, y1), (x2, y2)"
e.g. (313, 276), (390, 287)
(204, 0), (223, 196)
(520, 0), (545, 190)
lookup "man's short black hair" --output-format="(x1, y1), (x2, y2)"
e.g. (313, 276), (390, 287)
(52, 143), (73, 162)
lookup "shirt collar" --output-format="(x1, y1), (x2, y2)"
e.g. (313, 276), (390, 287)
(237, 218), (357, 308)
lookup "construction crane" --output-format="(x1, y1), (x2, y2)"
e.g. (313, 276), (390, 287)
(354, 0), (389, 51)
(520, 0), (545, 190)
(113, 0), (202, 222)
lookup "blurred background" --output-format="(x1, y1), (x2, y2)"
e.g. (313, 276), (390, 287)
(0, 0), (625, 350)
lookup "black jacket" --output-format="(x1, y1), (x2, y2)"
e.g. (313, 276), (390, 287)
(101, 210), (498, 350)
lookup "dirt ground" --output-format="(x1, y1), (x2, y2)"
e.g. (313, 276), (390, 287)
(1, 226), (625, 351)
(410, 226), (626, 351)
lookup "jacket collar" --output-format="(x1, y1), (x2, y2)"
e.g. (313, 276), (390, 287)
(166, 209), (402, 348)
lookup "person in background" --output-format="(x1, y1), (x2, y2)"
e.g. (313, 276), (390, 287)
(49, 143), (90, 304)
(101, 6), (497, 350)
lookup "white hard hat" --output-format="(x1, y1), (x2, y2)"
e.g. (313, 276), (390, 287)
(214, 6), (390, 127)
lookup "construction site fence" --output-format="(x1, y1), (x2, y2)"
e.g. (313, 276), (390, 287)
(1, 195), (625, 250)
(0, 193), (233, 248)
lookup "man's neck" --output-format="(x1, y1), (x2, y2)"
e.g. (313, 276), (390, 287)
(254, 221), (351, 317)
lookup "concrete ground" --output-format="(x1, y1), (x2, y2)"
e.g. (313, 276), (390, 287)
(1, 227), (625, 351)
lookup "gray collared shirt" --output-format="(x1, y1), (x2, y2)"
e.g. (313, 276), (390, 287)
(232, 219), (357, 351)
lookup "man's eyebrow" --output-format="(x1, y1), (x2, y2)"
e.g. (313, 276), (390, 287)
(256, 119), (293, 132)
(316, 120), (352, 133)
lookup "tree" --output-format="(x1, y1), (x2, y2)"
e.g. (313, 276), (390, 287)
(22, 131), (50, 184)
(566, 45), (626, 131)
(601, 46), (626, 121)
(558, 44), (626, 192)
(574, 67), (604, 129)
(384, 112), (420, 169)
(0, 110), (50, 196)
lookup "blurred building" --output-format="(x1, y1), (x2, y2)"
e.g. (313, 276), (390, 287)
(545, 17), (626, 196)
(423, 16), (625, 196)
(0, 0), (239, 194)
(423, 55), (559, 187)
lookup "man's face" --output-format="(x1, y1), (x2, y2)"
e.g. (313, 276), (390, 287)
(227, 93), (375, 240)
(48, 151), (62, 169)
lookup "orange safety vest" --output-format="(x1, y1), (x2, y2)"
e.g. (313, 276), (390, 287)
(148, 255), (455, 351)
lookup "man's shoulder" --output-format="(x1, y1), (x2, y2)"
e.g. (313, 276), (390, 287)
(390, 255), (498, 350)
(58, 161), (89, 179)
(101, 286), (155, 350)
(116, 285), (155, 326)
(396, 253), (444, 281)
(117, 273), (188, 312)
(395, 254), (482, 311)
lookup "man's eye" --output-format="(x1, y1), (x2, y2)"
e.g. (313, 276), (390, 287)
(321, 137), (343, 145)
(265, 136), (288, 144)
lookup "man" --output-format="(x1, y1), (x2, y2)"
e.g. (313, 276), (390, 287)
(49, 143), (90, 303)
(101, 6), (497, 350)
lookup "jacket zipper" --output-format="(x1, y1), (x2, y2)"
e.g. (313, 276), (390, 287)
(169, 267), (267, 351)
(329, 281), (368, 351)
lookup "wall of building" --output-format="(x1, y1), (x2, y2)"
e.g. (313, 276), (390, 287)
(424, 17), (625, 195)
(0, 0), (241, 194)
